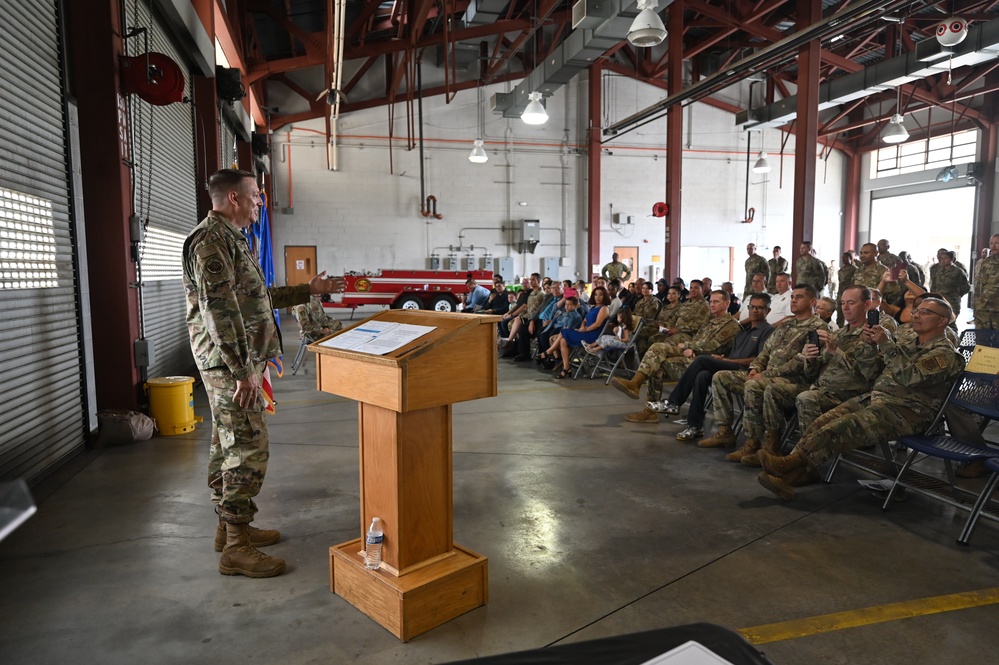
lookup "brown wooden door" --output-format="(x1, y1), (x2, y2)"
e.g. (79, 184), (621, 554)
(613, 246), (639, 287)
(285, 246), (317, 286)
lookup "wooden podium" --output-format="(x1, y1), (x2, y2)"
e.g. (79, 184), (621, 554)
(310, 309), (500, 641)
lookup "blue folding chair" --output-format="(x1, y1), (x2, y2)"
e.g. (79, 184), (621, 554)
(958, 457), (999, 545)
(958, 328), (999, 349)
(881, 373), (999, 532)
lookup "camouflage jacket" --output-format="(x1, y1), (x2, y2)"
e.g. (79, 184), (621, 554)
(974, 254), (999, 311)
(674, 297), (711, 336)
(184, 212), (310, 379)
(872, 331), (965, 415)
(795, 255), (827, 294)
(767, 257), (788, 293)
(601, 260), (631, 280)
(292, 296), (342, 339)
(837, 263), (857, 296)
(879, 311), (898, 334)
(522, 288), (547, 320)
(931, 265), (971, 312)
(750, 314), (828, 377)
(655, 302), (682, 329)
(744, 254), (770, 295)
(634, 294), (661, 322)
(853, 261), (900, 303)
(904, 261), (926, 287)
(878, 251), (900, 269)
(686, 315), (742, 357)
(895, 323), (959, 348)
(804, 323), (884, 396)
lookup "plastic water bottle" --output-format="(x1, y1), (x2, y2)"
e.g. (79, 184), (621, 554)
(364, 517), (383, 570)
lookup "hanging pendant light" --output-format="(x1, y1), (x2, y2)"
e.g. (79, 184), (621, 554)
(753, 151), (771, 174)
(468, 138), (488, 163)
(522, 91), (548, 125)
(628, 0), (667, 47)
(882, 86), (909, 144)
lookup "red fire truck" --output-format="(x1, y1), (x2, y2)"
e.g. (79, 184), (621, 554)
(325, 269), (494, 313)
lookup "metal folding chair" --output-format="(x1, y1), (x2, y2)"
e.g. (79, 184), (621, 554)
(589, 317), (644, 383)
(958, 328), (999, 349)
(290, 335), (316, 375)
(958, 457), (999, 545)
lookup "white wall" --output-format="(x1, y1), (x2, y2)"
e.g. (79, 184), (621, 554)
(269, 72), (846, 288)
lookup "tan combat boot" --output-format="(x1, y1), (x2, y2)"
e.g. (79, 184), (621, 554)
(741, 431), (782, 467)
(759, 447), (807, 477)
(625, 408), (659, 423)
(214, 518), (281, 552)
(611, 372), (648, 400)
(758, 464), (819, 501)
(724, 438), (760, 462)
(218, 523), (286, 578)
(698, 425), (737, 449)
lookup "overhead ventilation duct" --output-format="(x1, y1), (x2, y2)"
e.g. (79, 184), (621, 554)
(464, 0), (511, 26)
(737, 16), (999, 130)
(493, 0), (674, 119)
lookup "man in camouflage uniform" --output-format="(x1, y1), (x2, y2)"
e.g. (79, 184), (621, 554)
(931, 250), (971, 319)
(699, 285), (827, 458)
(601, 252), (632, 282)
(646, 279), (710, 348)
(637, 285), (681, 356)
(868, 289), (898, 334)
(759, 298), (965, 500)
(633, 281), (661, 325)
(744, 243), (770, 298)
(512, 273), (547, 360)
(754, 285), (884, 466)
(184, 169), (344, 578)
(795, 242), (827, 296)
(876, 238), (899, 269)
(292, 295), (342, 340)
(836, 250), (858, 326)
(767, 246), (788, 294)
(897, 251), (925, 287)
(613, 290), (741, 415)
(973, 233), (999, 329)
(854, 243), (900, 305)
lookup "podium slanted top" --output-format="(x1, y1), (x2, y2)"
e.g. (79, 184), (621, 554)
(310, 310), (501, 412)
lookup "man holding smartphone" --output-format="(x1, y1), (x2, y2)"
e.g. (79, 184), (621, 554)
(755, 285), (885, 465)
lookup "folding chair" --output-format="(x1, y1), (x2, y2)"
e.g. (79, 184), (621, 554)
(958, 457), (999, 545)
(880, 373), (999, 539)
(290, 335), (316, 375)
(571, 319), (616, 379)
(590, 317), (644, 383)
(958, 328), (999, 349)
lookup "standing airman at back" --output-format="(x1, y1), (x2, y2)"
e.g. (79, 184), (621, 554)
(745, 243), (770, 298)
(974, 234), (999, 329)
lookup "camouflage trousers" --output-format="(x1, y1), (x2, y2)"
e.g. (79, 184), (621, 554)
(643, 331), (692, 352)
(756, 379), (811, 438)
(645, 357), (693, 401)
(201, 363), (269, 525)
(710, 370), (749, 428)
(634, 325), (659, 357)
(794, 396), (933, 468)
(638, 342), (687, 377)
(973, 310), (999, 330)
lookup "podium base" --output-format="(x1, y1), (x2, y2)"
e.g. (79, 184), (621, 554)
(330, 539), (488, 641)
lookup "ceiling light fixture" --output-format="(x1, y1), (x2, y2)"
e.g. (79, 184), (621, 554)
(469, 85), (489, 163)
(628, 0), (667, 48)
(753, 151), (772, 173)
(468, 138), (488, 163)
(521, 91), (549, 125)
(882, 86), (909, 144)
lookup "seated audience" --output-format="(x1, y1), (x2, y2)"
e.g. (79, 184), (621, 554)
(583, 307), (634, 357)
(767, 273), (793, 324)
(546, 287), (610, 379)
(292, 295), (343, 340)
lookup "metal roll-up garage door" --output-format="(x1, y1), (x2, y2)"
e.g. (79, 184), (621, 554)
(221, 117), (237, 170)
(0, 0), (86, 481)
(126, 0), (199, 379)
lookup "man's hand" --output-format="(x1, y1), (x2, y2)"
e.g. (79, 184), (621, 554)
(863, 324), (888, 345)
(233, 373), (262, 410)
(748, 369), (761, 379)
(528, 320), (536, 335)
(817, 328), (836, 353)
(309, 271), (346, 295)
(683, 348), (695, 358)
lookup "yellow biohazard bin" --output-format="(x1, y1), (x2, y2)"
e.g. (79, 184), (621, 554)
(144, 376), (204, 435)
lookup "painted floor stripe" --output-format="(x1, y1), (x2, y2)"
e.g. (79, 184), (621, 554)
(738, 587), (999, 645)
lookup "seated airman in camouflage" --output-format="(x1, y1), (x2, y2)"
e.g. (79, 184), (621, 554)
(698, 284), (827, 461)
(755, 285), (885, 467)
(633, 280), (662, 325)
(867, 289), (898, 334)
(758, 298), (965, 500)
(292, 295), (343, 341)
(894, 292), (959, 347)
(636, 285), (682, 356)
(642, 279), (711, 351)
(612, 290), (741, 421)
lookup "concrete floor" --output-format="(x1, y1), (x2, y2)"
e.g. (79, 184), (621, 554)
(3, 327), (999, 664)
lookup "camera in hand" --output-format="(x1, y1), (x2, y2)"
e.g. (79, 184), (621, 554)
(867, 310), (880, 328)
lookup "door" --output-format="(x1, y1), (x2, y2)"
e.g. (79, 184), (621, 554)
(613, 246), (639, 286)
(285, 246), (317, 286)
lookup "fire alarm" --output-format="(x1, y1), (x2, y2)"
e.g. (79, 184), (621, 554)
(652, 202), (668, 217)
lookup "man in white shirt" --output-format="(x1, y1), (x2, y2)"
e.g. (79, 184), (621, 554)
(738, 273), (768, 321)
(767, 273), (793, 324)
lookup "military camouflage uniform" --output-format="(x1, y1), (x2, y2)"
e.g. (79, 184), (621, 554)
(932, 264), (971, 318)
(793, 331), (964, 467)
(292, 295), (342, 340)
(795, 255), (827, 296)
(745, 254), (770, 296)
(878, 251), (900, 269)
(637, 301), (681, 356)
(878, 311), (898, 334)
(903, 260), (926, 287)
(836, 262), (858, 325)
(643, 315), (741, 400)
(633, 294), (661, 324)
(521, 287), (546, 321)
(767, 257), (788, 294)
(184, 211), (312, 524)
(601, 260), (631, 281)
(645, 297), (709, 348)
(763, 323), (884, 436)
(974, 253), (999, 329)
(894, 322), (959, 348)
(853, 261), (900, 304)
(710, 315), (827, 435)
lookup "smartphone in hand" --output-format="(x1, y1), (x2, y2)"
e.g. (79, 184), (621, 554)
(807, 330), (820, 347)
(867, 309), (880, 328)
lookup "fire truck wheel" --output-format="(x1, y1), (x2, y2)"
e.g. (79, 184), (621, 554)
(394, 295), (423, 310)
(430, 295), (458, 312)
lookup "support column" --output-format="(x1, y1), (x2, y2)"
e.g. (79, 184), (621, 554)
(976, 72), (999, 254)
(587, 63), (603, 278)
(664, 3), (684, 280)
(842, 151), (861, 253)
(193, 75), (221, 218)
(66, 0), (142, 410)
(792, 0), (821, 280)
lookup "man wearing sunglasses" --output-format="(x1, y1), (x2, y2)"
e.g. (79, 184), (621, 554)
(757, 297), (965, 500)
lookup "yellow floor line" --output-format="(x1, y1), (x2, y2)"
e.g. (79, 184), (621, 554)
(738, 587), (999, 645)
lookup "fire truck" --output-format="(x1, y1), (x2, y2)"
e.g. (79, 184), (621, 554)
(325, 269), (494, 313)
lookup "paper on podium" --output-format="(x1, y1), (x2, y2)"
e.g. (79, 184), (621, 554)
(639, 640), (736, 665)
(320, 320), (436, 355)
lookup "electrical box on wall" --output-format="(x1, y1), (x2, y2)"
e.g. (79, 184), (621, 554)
(542, 257), (559, 280)
(613, 213), (634, 225)
(429, 254), (441, 270)
(494, 257), (514, 280)
(516, 219), (540, 254)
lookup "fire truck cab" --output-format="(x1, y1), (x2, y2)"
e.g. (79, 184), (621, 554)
(329, 269), (494, 313)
